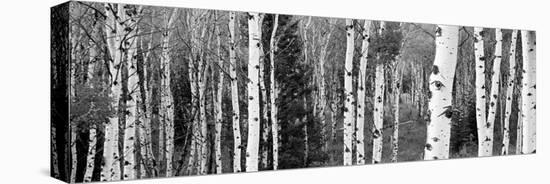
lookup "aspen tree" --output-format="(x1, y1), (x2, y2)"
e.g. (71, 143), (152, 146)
(122, 5), (142, 180)
(343, 19), (355, 166)
(159, 8), (179, 176)
(214, 12), (224, 174)
(356, 20), (371, 165)
(473, 27), (488, 157)
(502, 30), (518, 155)
(245, 12), (262, 172)
(142, 12), (156, 177)
(228, 11), (242, 173)
(198, 20), (212, 175)
(520, 30), (536, 154)
(101, 3), (122, 181)
(480, 28), (503, 157)
(372, 21), (386, 164)
(516, 97), (522, 154)
(424, 25), (459, 160)
(258, 15), (270, 170)
(269, 14), (280, 170)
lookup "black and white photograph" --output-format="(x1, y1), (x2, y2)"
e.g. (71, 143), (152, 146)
(47, 0), (537, 183)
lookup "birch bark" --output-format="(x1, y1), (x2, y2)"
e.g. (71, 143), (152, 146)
(423, 25), (459, 160)
(355, 20), (371, 165)
(520, 30), (536, 154)
(228, 11), (242, 173)
(501, 30), (517, 155)
(245, 12), (262, 172)
(101, 3), (122, 181)
(473, 27), (488, 157)
(269, 14), (279, 170)
(372, 21), (386, 164)
(343, 19), (355, 166)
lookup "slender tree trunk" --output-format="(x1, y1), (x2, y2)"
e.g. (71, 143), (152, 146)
(480, 28), (503, 157)
(214, 12), (224, 174)
(142, 17), (157, 177)
(69, 22), (83, 184)
(391, 64), (401, 163)
(228, 11), (242, 173)
(423, 25), (459, 160)
(501, 30), (518, 155)
(198, 22), (213, 175)
(520, 30), (536, 154)
(343, 19), (355, 166)
(269, 14), (279, 170)
(101, 3), (122, 181)
(186, 11), (198, 176)
(245, 12), (262, 172)
(122, 5), (142, 180)
(516, 97), (523, 154)
(319, 19), (336, 155)
(372, 21), (386, 164)
(473, 27), (489, 157)
(160, 8), (179, 177)
(355, 20), (371, 165)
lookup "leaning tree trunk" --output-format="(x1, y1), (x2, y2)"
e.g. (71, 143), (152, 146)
(481, 28), (503, 157)
(342, 19), (355, 166)
(228, 11), (242, 173)
(214, 13), (224, 174)
(355, 20), (371, 165)
(502, 30), (518, 155)
(520, 30), (536, 154)
(372, 21), (386, 164)
(423, 25), (459, 160)
(101, 3), (122, 181)
(473, 27), (489, 157)
(269, 14), (280, 170)
(246, 12), (262, 172)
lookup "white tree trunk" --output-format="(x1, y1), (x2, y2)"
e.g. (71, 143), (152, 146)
(355, 20), (371, 165)
(142, 21), (157, 177)
(515, 97), (523, 154)
(160, 8), (179, 177)
(270, 14), (279, 170)
(480, 28), (503, 157)
(122, 5), (141, 180)
(228, 11), (242, 173)
(390, 64), (401, 163)
(473, 27), (489, 157)
(246, 12), (262, 172)
(423, 25), (459, 160)
(372, 21), (386, 164)
(520, 30), (536, 154)
(101, 3), (122, 181)
(502, 30), (518, 155)
(214, 13), (224, 174)
(343, 19), (355, 166)
(198, 22), (212, 175)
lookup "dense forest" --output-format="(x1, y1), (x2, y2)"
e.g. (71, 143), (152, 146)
(50, 1), (536, 183)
